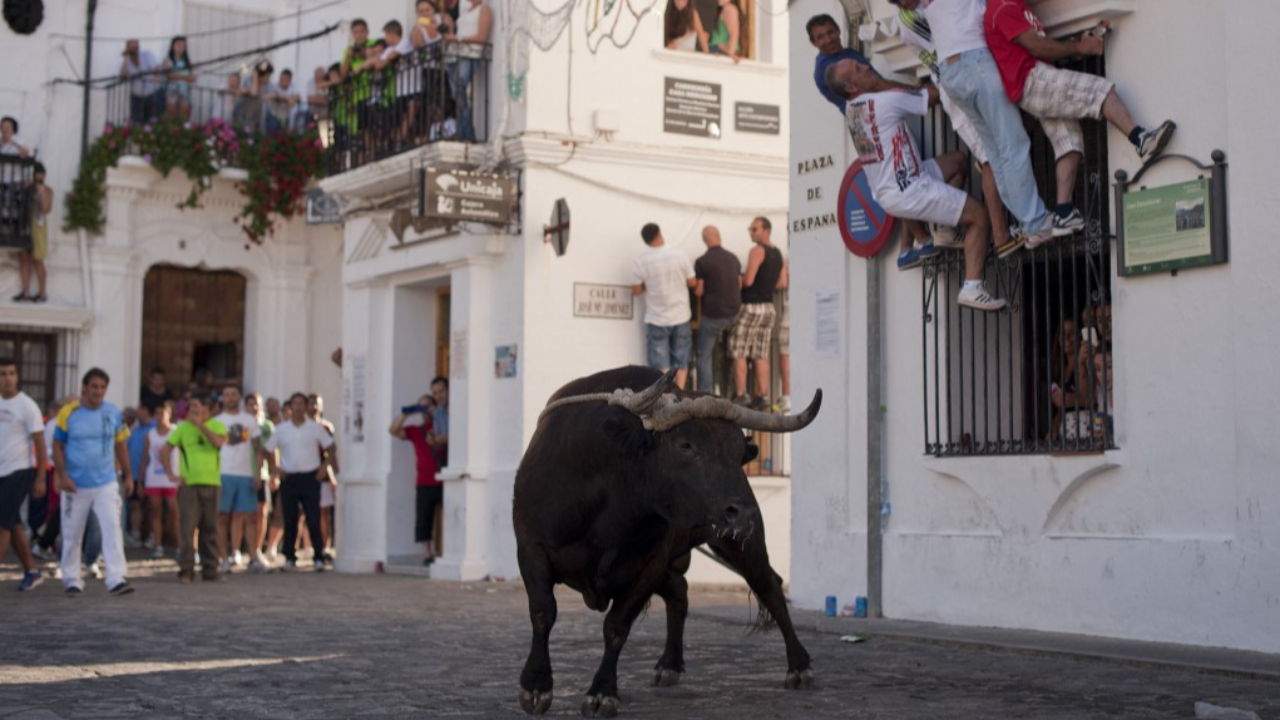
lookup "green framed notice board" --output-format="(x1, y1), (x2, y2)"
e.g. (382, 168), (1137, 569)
(1115, 151), (1228, 277)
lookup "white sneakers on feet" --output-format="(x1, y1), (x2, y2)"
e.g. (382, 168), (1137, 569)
(930, 223), (966, 249)
(957, 283), (1007, 312)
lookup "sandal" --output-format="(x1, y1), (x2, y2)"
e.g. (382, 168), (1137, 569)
(11, 292), (29, 302)
(33, 294), (47, 303)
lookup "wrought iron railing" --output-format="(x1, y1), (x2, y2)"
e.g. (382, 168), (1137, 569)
(326, 42), (491, 175)
(0, 155), (35, 250)
(105, 79), (320, 138)
(920, 53), (1114, 456)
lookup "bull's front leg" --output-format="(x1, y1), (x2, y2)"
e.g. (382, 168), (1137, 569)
(651, 552), (692, 687)
(518, 548), (558, 714)
(712, 532), (814, 690)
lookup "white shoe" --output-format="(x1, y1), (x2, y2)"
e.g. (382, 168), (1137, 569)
(233, 550), (244, 567)
(778, 395), (792, 414)
(930, 223), (965, 249)
(151, 546), (165, 559)
(219, 558), (233, 575)
(957, 284), (1007, 312)
(87, 561), (103, 580)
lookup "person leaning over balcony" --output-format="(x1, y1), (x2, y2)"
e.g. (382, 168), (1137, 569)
(336, 19), (377, 158)
(212, 72), (244, 122)
(805, 14), (873, 112)
(693, 225), (741, 395)
(374, 20), (419, 150)
(708, 0), (743, 62)
(119, 39), (164, 125)
(899, 0), (1056, 251)
(12, 161), (51, 303)
(265, 69), (301, 135)
(234, 61), (272, 133)
(984, 0), (1175, 233)
(443, 0), (492, 141)
(634, 223), (697, 390)
(0, 116), (30, 157)
(728, 218), (784, 409)
(412, 0), (453, 143)
(828, 59), (1006, 312)
(892, 4), (1023, 260)
(664, 0), (708, 53)
(162, 36), (195, 121)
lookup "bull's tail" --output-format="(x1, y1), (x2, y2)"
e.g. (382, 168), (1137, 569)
(746, 589), (778, 635)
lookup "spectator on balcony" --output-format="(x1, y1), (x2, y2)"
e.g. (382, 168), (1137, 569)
(412, 0), (454, 138)
(633, 223), (697, 390)
(806, 15), (872, 112)
(304, 66), (333, 125)
(708, 0), (743, 62)
(265, 69), (301, 135)
(119, 40), (164, 125)
(355, 39), (390, 157)
(233, 61), (273, 132)
(664, 0), (708, 53)
(374, 21), (418, 150)
(212, 72), (245, 123)
(984, 0), (1175, 234)
(162, 36), (195, 121)
(827, 59), (1006, 312)
(12, 161), (50, 303)
(1093, 349), (1113, 439)
(894, 0), (1056, 252)
(443, 0), (492, 141)
(693, 225), (740, 395)
(412, 0), (455, 49)
(729, 218), (783, 409)
(0, 116), (31, 157)
(1048, 315), (1084, 441)
(339, 18), (376, 80)
(427, 100), (458, 141)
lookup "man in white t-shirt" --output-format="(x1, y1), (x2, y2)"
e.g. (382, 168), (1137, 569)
(214, 385), (266, 574)
(0, 358), (48, 591)
(900, 0), (1056, 250)
(632, 223), (698, 389)
(829, 59), (1005, 312)
(264, 393), (335, 572)
(265, 70), (301, 134)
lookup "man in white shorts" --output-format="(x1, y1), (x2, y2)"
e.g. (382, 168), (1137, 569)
(215, 385), (267, 573)
(829, 58), (1005, 311)
(985, 0), (1175, 234)
(894, 3), (1024, 260)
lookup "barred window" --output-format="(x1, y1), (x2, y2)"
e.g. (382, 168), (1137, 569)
(920, 53), (1115, 456)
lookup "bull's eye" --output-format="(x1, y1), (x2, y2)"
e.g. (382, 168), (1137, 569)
(679, 441), (693, 451)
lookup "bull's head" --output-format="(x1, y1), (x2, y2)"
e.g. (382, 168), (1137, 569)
(543, 370), (822, 538)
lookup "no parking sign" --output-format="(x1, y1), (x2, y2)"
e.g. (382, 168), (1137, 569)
(837, 160), (896, 258)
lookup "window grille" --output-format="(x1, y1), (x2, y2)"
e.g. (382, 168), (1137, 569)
(0, 326), (80, 412)
(920, 53), (1115, 456)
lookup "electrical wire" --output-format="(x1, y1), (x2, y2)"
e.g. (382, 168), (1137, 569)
(47, 0), (347, 43)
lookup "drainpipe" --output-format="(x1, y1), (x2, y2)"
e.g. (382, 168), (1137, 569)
(80, 0), (98, 161)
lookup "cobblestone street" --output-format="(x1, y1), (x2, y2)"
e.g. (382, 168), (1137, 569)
(0, 557), (1275, 719)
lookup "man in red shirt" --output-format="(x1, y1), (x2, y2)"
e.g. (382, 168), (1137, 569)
(390, 394), (442, 567)
(984, 0), (1175, 233)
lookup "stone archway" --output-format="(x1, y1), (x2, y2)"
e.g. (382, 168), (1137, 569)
(140, 264), (247, 395)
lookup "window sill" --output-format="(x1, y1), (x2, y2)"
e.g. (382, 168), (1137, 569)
(650, 48), (785, 77)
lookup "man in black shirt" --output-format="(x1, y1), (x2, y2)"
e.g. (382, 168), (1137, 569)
(693, 225), (742, 395)
(728, 217), (786, 410)
(139, 366), (173, 409)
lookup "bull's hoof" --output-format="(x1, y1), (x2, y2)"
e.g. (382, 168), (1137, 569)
(652, 668), (682, 687)
(784, 668), (815, 690)
(518, 687), (553, 714)
(580, 694), (620, 718)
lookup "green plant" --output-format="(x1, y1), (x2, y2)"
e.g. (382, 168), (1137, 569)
(64, 117), (324, 243)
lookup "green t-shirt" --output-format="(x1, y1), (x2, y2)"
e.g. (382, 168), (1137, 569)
(168, 418), (228, 486)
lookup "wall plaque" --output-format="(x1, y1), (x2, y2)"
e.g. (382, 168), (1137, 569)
(735, 102), (780, 134)
(663, 77), (721, 138)
(574, 283), (634, 319)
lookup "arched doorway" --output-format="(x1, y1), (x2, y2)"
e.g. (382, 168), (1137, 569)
(141, 265), (247, 395)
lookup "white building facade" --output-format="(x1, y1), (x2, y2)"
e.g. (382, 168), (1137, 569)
(788, 0), (1280, 654)
(325, 1), (797, 583)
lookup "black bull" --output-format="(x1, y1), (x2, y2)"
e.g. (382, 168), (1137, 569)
(513, 366), (822, 717)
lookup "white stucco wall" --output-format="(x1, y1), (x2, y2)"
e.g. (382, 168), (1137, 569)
(789, 0), (1280, 653)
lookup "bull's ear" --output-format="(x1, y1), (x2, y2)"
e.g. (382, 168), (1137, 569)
(741, 439), (759, 465)
(603, 417), (654, 459)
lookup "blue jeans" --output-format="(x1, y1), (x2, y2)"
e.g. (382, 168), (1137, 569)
(696, 314), (738, 393)
(939, 48), (1050, 234)
(449, 58), (480, 141)
(646, 322), (693, 371)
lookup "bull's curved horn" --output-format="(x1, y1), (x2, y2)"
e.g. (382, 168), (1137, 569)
(643, 390), (823, 432)
(617, 368), (679, 415)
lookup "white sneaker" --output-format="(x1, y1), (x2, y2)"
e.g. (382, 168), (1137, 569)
(930, 223), (966, 249)
(151, 546), (165, 559)
(233, 550), (244, 567)
(1137, 120), (1176, 162)
(219, 558), (233, 575)
(87, 561), (103, 580)
(778, 395), (792, 414)
(957, 284), (1007, 312)
(1024, 229), (1055, 251)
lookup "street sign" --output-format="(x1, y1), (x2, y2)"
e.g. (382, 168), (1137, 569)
(735, 102), (780, 135)
(663, 77), (721, 139)
(305, 189), (342, 225)
(422, 168), (516, 224)
(837, 160), (895, 258)
(573, 283), (633, 320)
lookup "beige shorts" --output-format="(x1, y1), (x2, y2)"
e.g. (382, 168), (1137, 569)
(1019, 63), (1114, 159)
(30, 218), (48, 261)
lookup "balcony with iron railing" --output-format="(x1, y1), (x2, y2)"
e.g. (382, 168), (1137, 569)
(325, 42), (492, 176)
(0, 155), (36, 251)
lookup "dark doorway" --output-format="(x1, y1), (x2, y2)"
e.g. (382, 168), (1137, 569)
(141, 265), (247, 395)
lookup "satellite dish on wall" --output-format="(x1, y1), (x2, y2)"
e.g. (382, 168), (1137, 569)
(3, 0), (44, 35)
(543, 198), (570, 257)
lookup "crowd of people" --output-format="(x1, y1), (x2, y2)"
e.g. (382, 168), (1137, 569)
(632, 219), (791, 413)
(0, 361), (366, 594)
(813, 0), (1175, 311)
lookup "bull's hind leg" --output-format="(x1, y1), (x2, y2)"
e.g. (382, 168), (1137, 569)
(712, 532), (814, 690)
(650, 552), (692, 687)
(518, 548), (558, 714)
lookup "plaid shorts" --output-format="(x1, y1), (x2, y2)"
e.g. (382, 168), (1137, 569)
(1019, 63), (1114, 159)
(728, 303), (776, 360)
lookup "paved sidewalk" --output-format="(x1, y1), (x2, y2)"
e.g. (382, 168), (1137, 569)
(0, 558), (1275, 719)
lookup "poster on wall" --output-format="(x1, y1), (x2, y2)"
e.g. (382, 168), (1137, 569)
(495, 344), (518, 379)
(815, 290), (841, 360)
